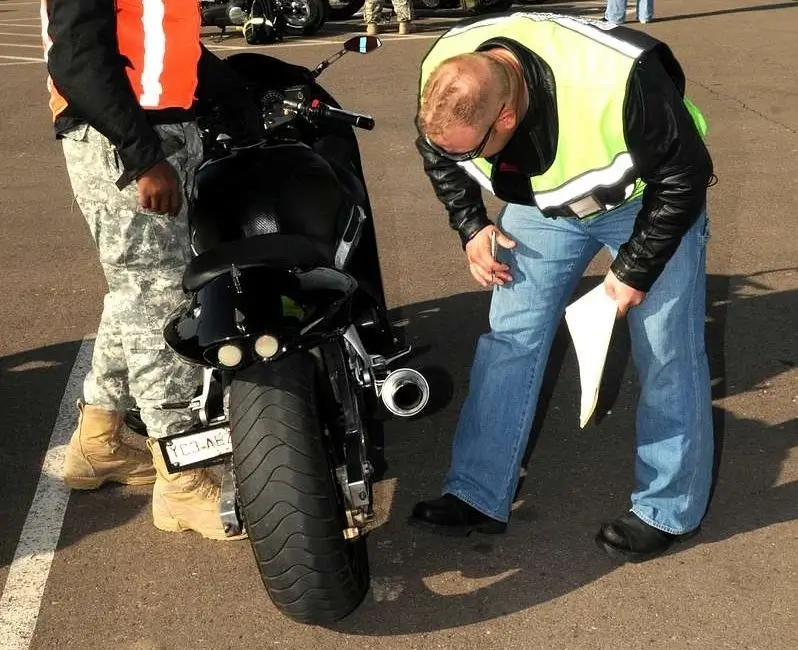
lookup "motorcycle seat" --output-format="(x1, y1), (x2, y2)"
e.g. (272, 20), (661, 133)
(183, 233), (333, 292)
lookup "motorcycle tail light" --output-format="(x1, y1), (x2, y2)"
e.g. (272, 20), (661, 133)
(217, 343), (244, 368)
(254, 335), (280, 359)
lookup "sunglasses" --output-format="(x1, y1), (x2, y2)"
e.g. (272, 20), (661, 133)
(424, 103), (506, 162)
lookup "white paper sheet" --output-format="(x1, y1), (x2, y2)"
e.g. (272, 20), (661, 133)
(564, 284), (619, 428)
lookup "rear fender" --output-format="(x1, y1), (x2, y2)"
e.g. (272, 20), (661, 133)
(164, 265), (357, 370)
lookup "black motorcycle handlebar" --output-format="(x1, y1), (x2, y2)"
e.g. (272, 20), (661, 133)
(283, 98), (375, 131)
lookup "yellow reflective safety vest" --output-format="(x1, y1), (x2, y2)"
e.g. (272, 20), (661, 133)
(419, 13), (708, 218)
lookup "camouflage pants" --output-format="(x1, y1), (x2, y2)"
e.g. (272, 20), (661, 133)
(61, 123), (203, 439)
(364, 0), (413, 24)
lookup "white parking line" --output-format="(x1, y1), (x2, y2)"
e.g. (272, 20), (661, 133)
(207, 39), (332, 50)
(0, 53), (41, 62)
(207, 31), (442, 53)
(0, 337), (92, 650)
(0, 29), (442, 63)
(0, 22), (41, 27)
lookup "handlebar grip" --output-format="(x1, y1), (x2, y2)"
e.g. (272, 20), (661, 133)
(314, 100), (375, 131)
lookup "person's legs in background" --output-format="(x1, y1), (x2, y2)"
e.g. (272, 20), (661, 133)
(604, 0), (628, 25)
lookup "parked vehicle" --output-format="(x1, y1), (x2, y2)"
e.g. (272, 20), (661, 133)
(200, 0), (327, 40)
(147, 36), (431, 624)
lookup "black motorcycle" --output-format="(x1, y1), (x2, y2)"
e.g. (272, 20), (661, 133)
(154, 37), (430, 624)
(200, 0), (327, 40)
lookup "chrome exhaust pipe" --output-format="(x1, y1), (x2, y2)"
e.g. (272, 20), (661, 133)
(379, 368), (430, 418)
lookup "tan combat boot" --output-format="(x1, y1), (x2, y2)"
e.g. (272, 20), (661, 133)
(398, 21), (415, 35)
(366, 23), (379, 36)
(147, 439), (247, 541)
(62, 401), (156, 489)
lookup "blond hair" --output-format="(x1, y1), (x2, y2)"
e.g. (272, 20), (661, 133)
(417, 52), (510, 140)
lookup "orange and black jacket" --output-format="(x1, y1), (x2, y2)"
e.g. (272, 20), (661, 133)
(42, 0), (253, 188)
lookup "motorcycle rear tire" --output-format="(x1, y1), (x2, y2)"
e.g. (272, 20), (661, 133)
(230, 352), (369, 624)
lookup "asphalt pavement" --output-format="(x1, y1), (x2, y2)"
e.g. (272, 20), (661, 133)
(0, 1), (796, 648)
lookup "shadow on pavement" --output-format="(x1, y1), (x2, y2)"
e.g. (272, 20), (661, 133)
(655, 2), (798, 23)
(2, 271), (794, 628)
(0, 341), (147, 570)
(333, 271), (797, 635)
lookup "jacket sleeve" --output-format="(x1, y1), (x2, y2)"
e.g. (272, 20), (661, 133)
(45, 0), (164, 188)
(610, 50), (714, 292)
(415, 135), (492, 247)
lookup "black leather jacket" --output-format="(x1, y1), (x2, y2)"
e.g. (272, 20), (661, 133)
(416, 31), (714, 292)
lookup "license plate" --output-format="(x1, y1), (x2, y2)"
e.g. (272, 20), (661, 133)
(160, 425), (232, 472)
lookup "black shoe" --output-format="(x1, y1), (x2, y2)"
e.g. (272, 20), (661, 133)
(409, 494), (507, 536)
(123, 408), (148, 436)
(596, 512), (701, 563)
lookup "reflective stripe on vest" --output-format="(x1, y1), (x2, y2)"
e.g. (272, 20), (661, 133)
(461, 152), (639, 212)
(117, 0), (201, 110)
(420, 13), (708, 216)
(41, 0), (201, 119)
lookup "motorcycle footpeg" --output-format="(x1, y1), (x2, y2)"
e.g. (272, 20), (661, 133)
(369, 344), (413, 371)
(158, 424), (232, 474)
(382, 344), (413, 367)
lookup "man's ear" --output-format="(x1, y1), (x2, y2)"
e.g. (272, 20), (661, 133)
(497, 106), (519, 132)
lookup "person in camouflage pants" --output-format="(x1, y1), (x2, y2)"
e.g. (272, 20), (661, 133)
(59, 121), (246, 541)
(44, 0), (264, 542)
(364, 0), (415, 35)
(61, 123), (202, 441)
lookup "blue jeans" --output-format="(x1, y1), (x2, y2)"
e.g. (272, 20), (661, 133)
(605, 0), (654, 23)
(442, 198), (713, 534)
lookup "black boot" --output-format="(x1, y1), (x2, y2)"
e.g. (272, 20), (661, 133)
(409, 494), (507, 536)
(596, 512), (701, 563)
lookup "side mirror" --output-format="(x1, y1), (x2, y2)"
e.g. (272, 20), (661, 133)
(343, 36), (382, 54)
(311, 36), (382, 79)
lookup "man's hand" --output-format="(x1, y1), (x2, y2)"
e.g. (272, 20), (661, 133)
(604, 269), (646, 316)
(137, 161), (181, 216)
(465, 225), (516, 287)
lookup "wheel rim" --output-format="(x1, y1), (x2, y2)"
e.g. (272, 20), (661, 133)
(285, 0), (312, 27)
